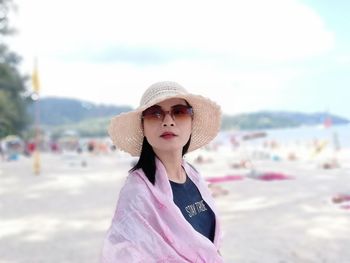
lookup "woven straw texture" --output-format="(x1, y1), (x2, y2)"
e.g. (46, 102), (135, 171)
(108, 81), (222, 156)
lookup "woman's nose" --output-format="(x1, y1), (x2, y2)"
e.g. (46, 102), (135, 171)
(162, 112), (175, 126)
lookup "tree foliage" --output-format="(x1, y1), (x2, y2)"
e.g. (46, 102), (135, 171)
(0, 0), (15, 36)
(0, 0), (31, 139)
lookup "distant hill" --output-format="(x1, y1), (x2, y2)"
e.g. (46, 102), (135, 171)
(222, 111), (349, 130)
(26, 97), (350, 137)
(27, 97), (132, 126)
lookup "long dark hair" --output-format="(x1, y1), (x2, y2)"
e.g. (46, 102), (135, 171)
(129, 136), (191, 185)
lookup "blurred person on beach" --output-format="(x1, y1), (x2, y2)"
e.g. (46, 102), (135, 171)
(101, 81), (224, 262)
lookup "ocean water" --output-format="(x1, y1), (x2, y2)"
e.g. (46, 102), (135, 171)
(217, 124), (350, 149)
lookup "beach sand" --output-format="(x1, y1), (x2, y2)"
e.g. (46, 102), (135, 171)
(0, 148), (349, 263)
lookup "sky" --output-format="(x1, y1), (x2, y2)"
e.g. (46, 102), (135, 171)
(7, 0), (350, 118)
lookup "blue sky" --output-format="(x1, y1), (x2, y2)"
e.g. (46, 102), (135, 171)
(8, 0), (350, 118)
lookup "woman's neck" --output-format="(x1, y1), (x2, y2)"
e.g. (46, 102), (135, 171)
(156, 151), (186, 183)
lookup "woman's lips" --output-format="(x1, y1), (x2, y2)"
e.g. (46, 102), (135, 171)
(160, 132), (176, 139)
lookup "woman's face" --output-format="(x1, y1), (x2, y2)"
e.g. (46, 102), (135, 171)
(142, 98), (193, 155)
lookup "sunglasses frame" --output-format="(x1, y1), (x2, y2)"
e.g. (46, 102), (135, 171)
(142, 104), (193, 122)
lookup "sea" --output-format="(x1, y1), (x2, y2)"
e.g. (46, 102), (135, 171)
(217, 124), (350, 149)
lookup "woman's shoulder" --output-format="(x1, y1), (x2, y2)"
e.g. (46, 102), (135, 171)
(185, 161), (199, 173)
(117, 169), (153, 204)
(113, 169), (158, 219)
(184, 160), (201, 179)
(184, 160), (212, 189)
(120, 169), (149, 194)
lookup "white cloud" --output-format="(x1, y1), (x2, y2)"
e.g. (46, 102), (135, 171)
(11, 0), (334, 60)
(7, 0), (336, 115)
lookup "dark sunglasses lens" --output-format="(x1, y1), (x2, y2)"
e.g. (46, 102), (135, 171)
(172, 105), (193, 119)
(142, 107), (164, 120)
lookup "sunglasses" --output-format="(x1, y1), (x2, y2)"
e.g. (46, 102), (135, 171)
(142, 104), (193, 122)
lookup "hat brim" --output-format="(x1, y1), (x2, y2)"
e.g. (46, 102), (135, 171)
(108, 94), (222, 156)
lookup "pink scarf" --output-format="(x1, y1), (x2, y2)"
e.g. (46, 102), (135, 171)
(101, 158), (224, 262)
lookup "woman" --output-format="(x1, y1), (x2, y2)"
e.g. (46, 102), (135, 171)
(101, 81), (224, 262)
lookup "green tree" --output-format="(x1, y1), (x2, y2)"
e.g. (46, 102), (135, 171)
(0, 0), (31, 139)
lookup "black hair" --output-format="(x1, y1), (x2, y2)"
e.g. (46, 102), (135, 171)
(129, 136), (191, 185)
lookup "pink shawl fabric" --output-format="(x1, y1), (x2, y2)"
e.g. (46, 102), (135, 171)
(101, 158), (224, 262)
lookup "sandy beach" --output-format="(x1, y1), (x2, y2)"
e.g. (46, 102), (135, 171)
(1, 145), (350, 263)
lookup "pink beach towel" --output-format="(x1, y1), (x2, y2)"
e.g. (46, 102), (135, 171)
(206, 175), (244, 183)
(255, 172), (292, 181)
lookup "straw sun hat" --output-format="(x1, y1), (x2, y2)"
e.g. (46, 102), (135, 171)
(108, 81), (222, 156)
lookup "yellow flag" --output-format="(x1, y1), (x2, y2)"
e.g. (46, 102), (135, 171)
(33, 150), (41, 175)
(32, 59), (40, 93)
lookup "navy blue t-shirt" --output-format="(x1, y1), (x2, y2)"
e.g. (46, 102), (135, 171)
(170, 175), (216, 242)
